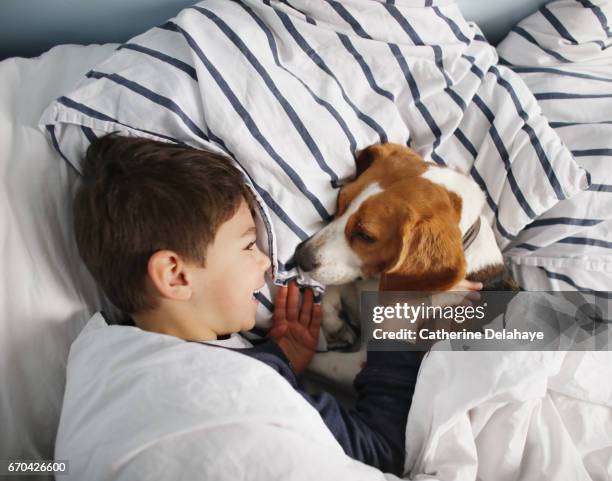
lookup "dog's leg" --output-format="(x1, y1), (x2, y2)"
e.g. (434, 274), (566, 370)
(308, 350), (367, 389)
(321, 285), (356, 348)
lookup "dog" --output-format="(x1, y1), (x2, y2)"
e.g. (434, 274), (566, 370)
(294, 143), (518, 351)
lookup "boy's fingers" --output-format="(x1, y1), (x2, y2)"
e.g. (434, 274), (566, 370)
(310, 302), (322, 337)
(287, 281), (299, 322)
(274, 286), (288, 322)
(299, 289), (314, 325)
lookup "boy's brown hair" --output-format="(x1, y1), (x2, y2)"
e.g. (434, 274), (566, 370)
(73, 134), (253, 315)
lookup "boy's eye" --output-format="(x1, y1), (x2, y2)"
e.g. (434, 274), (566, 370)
(245, 241), (256, 251)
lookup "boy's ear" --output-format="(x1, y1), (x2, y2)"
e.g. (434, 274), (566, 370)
(147, 250), (192, 301)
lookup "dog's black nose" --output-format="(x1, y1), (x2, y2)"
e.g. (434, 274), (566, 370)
(294, 240), (318, 272)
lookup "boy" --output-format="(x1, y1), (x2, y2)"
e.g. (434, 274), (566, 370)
(73, 134), (477, 477)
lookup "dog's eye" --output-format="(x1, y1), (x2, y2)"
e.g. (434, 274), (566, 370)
(352, 231), (377, 244)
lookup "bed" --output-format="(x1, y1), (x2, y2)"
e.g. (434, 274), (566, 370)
(1, 1), (610, 480)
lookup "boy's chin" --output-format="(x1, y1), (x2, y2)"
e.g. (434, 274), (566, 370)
(242, 316), (256, 332)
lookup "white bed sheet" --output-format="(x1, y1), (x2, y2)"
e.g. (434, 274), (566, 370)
(0, 44), (117, 463)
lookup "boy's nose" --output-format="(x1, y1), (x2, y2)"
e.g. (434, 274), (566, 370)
(259, 250), (271, 271)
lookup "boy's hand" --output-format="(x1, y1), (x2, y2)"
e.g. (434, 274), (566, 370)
(269, 281), (322, 375)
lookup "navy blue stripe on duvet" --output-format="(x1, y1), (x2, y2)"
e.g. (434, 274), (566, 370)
(461, 58), (578, 230)
(278, 0), (312, 22)
(390, 43), (443, 146)
(578, 0), (612, 39)
(550, 120), (612, 128)
(118, 43), (198, 80)
(540, 4), (606, 49)
(337, 33), (395, 102)
(488, 65), (567, 201)
(159, 21), (334, 222)
(524, 217), (603, 230)
(538, 267), (612, 300)
(517, 236), (612, 252)
(327, 0), (371, 39)
(80, 126), (98, 143)
(464, 55), (483, 79)
(452, 128), (516, 242)
(324, 0), (445, 153)
(384, 2), (452, 87)
(254, 291), (274, 312)
(510, 66), (612, 84)
(383, 3), (424, 45)
(46, 125), (73, 169)
(432, 6), (471, 44)
(472, 95), (537, 220)
(539, 4), (579, 45)
(558, 236), (612, 250)
(270, 5), (389, 144)
(205, 126), (309, 243)
(326, 3), (396, 101)
(444, 89), (466, 112)
(535, 92), (612, 100)
(86, 70), (210, 141)
(57, 96), (189, 145)
(572, 148), (612, 157)
(514, 243), (539, 251)
(511, 26), (572, 63)
(589, 183), (612, 192)
(193, 6), (341, 188)
(234, 1), (359, 153)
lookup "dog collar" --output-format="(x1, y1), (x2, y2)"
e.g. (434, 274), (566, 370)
(462, 216), (481, 251)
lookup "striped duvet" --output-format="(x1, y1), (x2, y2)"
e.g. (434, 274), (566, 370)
(498, 0), (612, 311)
(40, 0), (590, 321)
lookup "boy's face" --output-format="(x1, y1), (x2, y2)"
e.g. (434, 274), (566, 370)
(191, 199), (271, 336)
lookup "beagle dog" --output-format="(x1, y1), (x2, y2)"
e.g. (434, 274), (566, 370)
(295, 143), (518, 347)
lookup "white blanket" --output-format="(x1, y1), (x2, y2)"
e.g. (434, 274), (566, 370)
(404, 291), (612, 479)
(58, 313), (612, 480)
(405, 348), (612, 480)
(56, 314), (402, 480)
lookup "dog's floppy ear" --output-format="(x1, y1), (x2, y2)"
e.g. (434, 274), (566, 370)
(382, 213), (465, 292)
(354, 145), (380, 178)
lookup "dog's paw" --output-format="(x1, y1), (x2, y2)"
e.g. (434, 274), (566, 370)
(323, 322), (357, 351)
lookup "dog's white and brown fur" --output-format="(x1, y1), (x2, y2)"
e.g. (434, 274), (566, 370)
(295, 143), (518, 349)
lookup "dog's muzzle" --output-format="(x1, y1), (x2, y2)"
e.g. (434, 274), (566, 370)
(293, 239), (319, 272)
